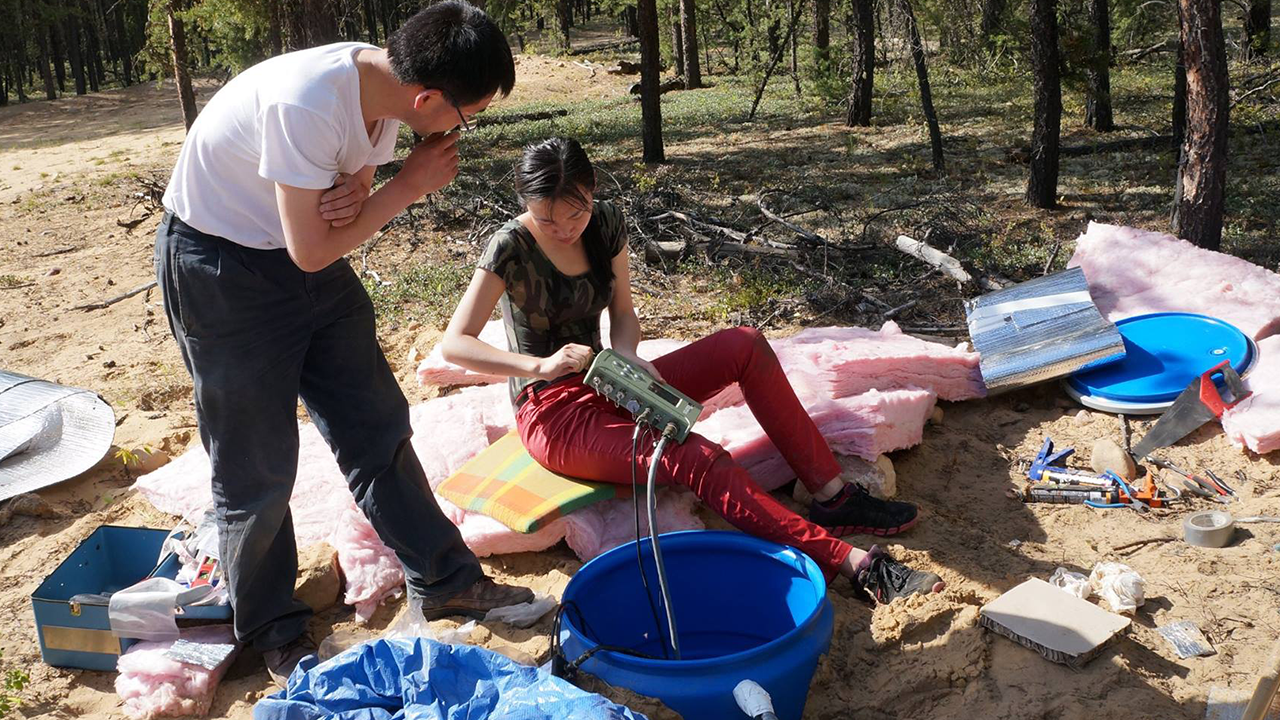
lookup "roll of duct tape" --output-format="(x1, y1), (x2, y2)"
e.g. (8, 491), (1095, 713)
(1183, 511), (1236, 548)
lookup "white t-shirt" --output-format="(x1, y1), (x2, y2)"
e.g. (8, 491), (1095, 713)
(163, 42), (400, 250)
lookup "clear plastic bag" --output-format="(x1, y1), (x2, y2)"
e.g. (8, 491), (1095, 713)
(1049, 567), (1091, 599)
(1089, 562), (1145, 614)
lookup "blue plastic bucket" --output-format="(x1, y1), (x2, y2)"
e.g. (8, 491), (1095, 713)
(558, 530), (834, 720)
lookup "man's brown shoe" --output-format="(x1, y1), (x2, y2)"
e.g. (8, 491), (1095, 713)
(419, 576), (534, 621)
(263, 634), (317, 687)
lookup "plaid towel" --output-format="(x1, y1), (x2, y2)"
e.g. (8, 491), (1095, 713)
(435, 431), (631, 533)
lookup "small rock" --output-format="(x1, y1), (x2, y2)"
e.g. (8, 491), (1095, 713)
(295, 542), (341, 613)
(837, 454), (897, 498)
(103, 360), (116, 368)
(1014, 401), (1031, 412)
(407, 346), (421, 365)
(134, 449), (170, 474)
(929, 406), (944, 425)
(1090, 438), (1136, 481)
(45, 267), (61, 277)
(0, 493), (63, 525)
(1074, 410), (1090, 424)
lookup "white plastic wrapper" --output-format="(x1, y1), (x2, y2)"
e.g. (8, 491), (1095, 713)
(483, 593), (557, 629)
(1049, 567), (1091, 599)
(1089, 562), (1145, 614)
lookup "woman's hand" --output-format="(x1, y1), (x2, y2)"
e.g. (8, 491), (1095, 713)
(537, 343), (595, 379)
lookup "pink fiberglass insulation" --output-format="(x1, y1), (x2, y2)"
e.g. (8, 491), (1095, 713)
(1068, 222), (1280, 340)
(697, 388), (938, 489)
(1222, 335), (1280, 454)
(1069, 222), (1280, 456)
(114, 625), (237, 720)
(137, 325), (948, 616)
(776, 322), (985, 401)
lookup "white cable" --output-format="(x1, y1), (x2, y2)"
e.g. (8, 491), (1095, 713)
(648, 432), (681, 660)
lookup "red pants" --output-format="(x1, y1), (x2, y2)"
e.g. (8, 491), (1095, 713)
(516, 326), (852, 578)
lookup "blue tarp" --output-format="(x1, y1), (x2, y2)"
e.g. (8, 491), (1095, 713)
(253, 637), (650, 720)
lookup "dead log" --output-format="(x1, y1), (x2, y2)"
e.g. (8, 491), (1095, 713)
(484, 109), (570, 126)
(630, 77), (685, 95)
(894, 235), (973, 284)
(568, 37), (640, 55)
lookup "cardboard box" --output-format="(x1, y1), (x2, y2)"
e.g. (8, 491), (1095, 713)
(31, 525), (231, 671)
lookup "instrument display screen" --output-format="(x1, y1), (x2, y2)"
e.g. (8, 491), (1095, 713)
(649, 382), (680, 406)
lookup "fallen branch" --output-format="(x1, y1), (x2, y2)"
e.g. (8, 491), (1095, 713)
(1, 283), (35, 290)
(1112, 535), (1175, 554)
(757, 195), (829, 246)
(894, 235), (973, 285)
(1120, 38), (1177, 61)
(630, 77), (686, 96)
(650, 210), (751, 243)
(1234, 75), (1280, 108)
(70, 281), (157, 312)
(33, 246), (78, 258)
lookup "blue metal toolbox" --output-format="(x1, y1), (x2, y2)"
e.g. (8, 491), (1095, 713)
(31, 525), (232, 671)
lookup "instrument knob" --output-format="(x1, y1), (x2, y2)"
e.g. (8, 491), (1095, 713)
(626, 399), (641, 414)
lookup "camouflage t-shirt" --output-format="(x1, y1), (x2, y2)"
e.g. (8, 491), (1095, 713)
(478, 200), (628, 404)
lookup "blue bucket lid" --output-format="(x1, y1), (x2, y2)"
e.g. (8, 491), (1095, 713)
(1066, 312), (1253, 404)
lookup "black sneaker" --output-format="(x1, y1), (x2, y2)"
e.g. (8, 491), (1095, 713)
(808, 483), (918, 536)
(263, 634), (317, 687)
(850, 545), (944, 604)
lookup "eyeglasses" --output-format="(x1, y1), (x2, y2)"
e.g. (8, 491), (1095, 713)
(445, 91), (476, 133)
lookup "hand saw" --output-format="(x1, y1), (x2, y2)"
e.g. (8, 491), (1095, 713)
(1130, 360), (1250, 460)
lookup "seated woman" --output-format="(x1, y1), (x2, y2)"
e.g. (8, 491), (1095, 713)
(442, 138), (944, 603)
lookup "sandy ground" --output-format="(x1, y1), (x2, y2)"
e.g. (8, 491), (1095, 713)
(2, 57), (1279, 720)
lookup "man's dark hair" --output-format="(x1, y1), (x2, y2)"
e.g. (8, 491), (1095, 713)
(387, 0), (515, 106)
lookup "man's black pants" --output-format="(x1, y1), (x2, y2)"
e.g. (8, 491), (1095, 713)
(154, 212), (481, 651)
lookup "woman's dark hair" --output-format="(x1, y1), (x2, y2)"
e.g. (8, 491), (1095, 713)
(387, 1), (515, 107)
(514, 138), (612, 288)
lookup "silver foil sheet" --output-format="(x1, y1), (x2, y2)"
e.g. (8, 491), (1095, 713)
(965, 267), (1125, 392)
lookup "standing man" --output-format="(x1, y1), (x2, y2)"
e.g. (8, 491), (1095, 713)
(155, 0), (532, 685)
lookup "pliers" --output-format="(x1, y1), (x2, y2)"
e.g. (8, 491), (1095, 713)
(1086, 471), (1149, 513)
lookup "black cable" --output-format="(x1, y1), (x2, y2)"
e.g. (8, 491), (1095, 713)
(632, 418), (670, 659)
(551, 599), (661, 680)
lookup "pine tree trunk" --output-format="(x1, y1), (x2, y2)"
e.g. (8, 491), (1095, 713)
(362, 0), (378, 42)
(981, 0), (1006, 49)
(814, 0), (830, 56)
(167, 0), (198, 131)
(558, 0), (572, 50)
(67, 18), (88, 95)
(625, 5), (640, 36)
(671, 4), (684, 76)
(681, 0), (701, 87)
(1084, 0), (1114, 130)
(268, 0), (283, 54)
(86, 4), (105, 91)
(36, 24), (57, 100)
(112, 3), (133, 84)
(901, 0), (943, 171)
(1245, 0), (1270, 57)
(1172, 0), (1228, 250)
(51, 24), (66, 92)
(637, 0), (665, 162)
(1173, 29), (1186, 148)
(1026, 0), (1062, 207)
(845, 0), (874, 126)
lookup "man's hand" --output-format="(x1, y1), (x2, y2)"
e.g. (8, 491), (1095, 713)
(319, 173), (370, 227)
(398, 132), (460, 197)
(537, 343), (595, 380)
(615, 349), (664, 383)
